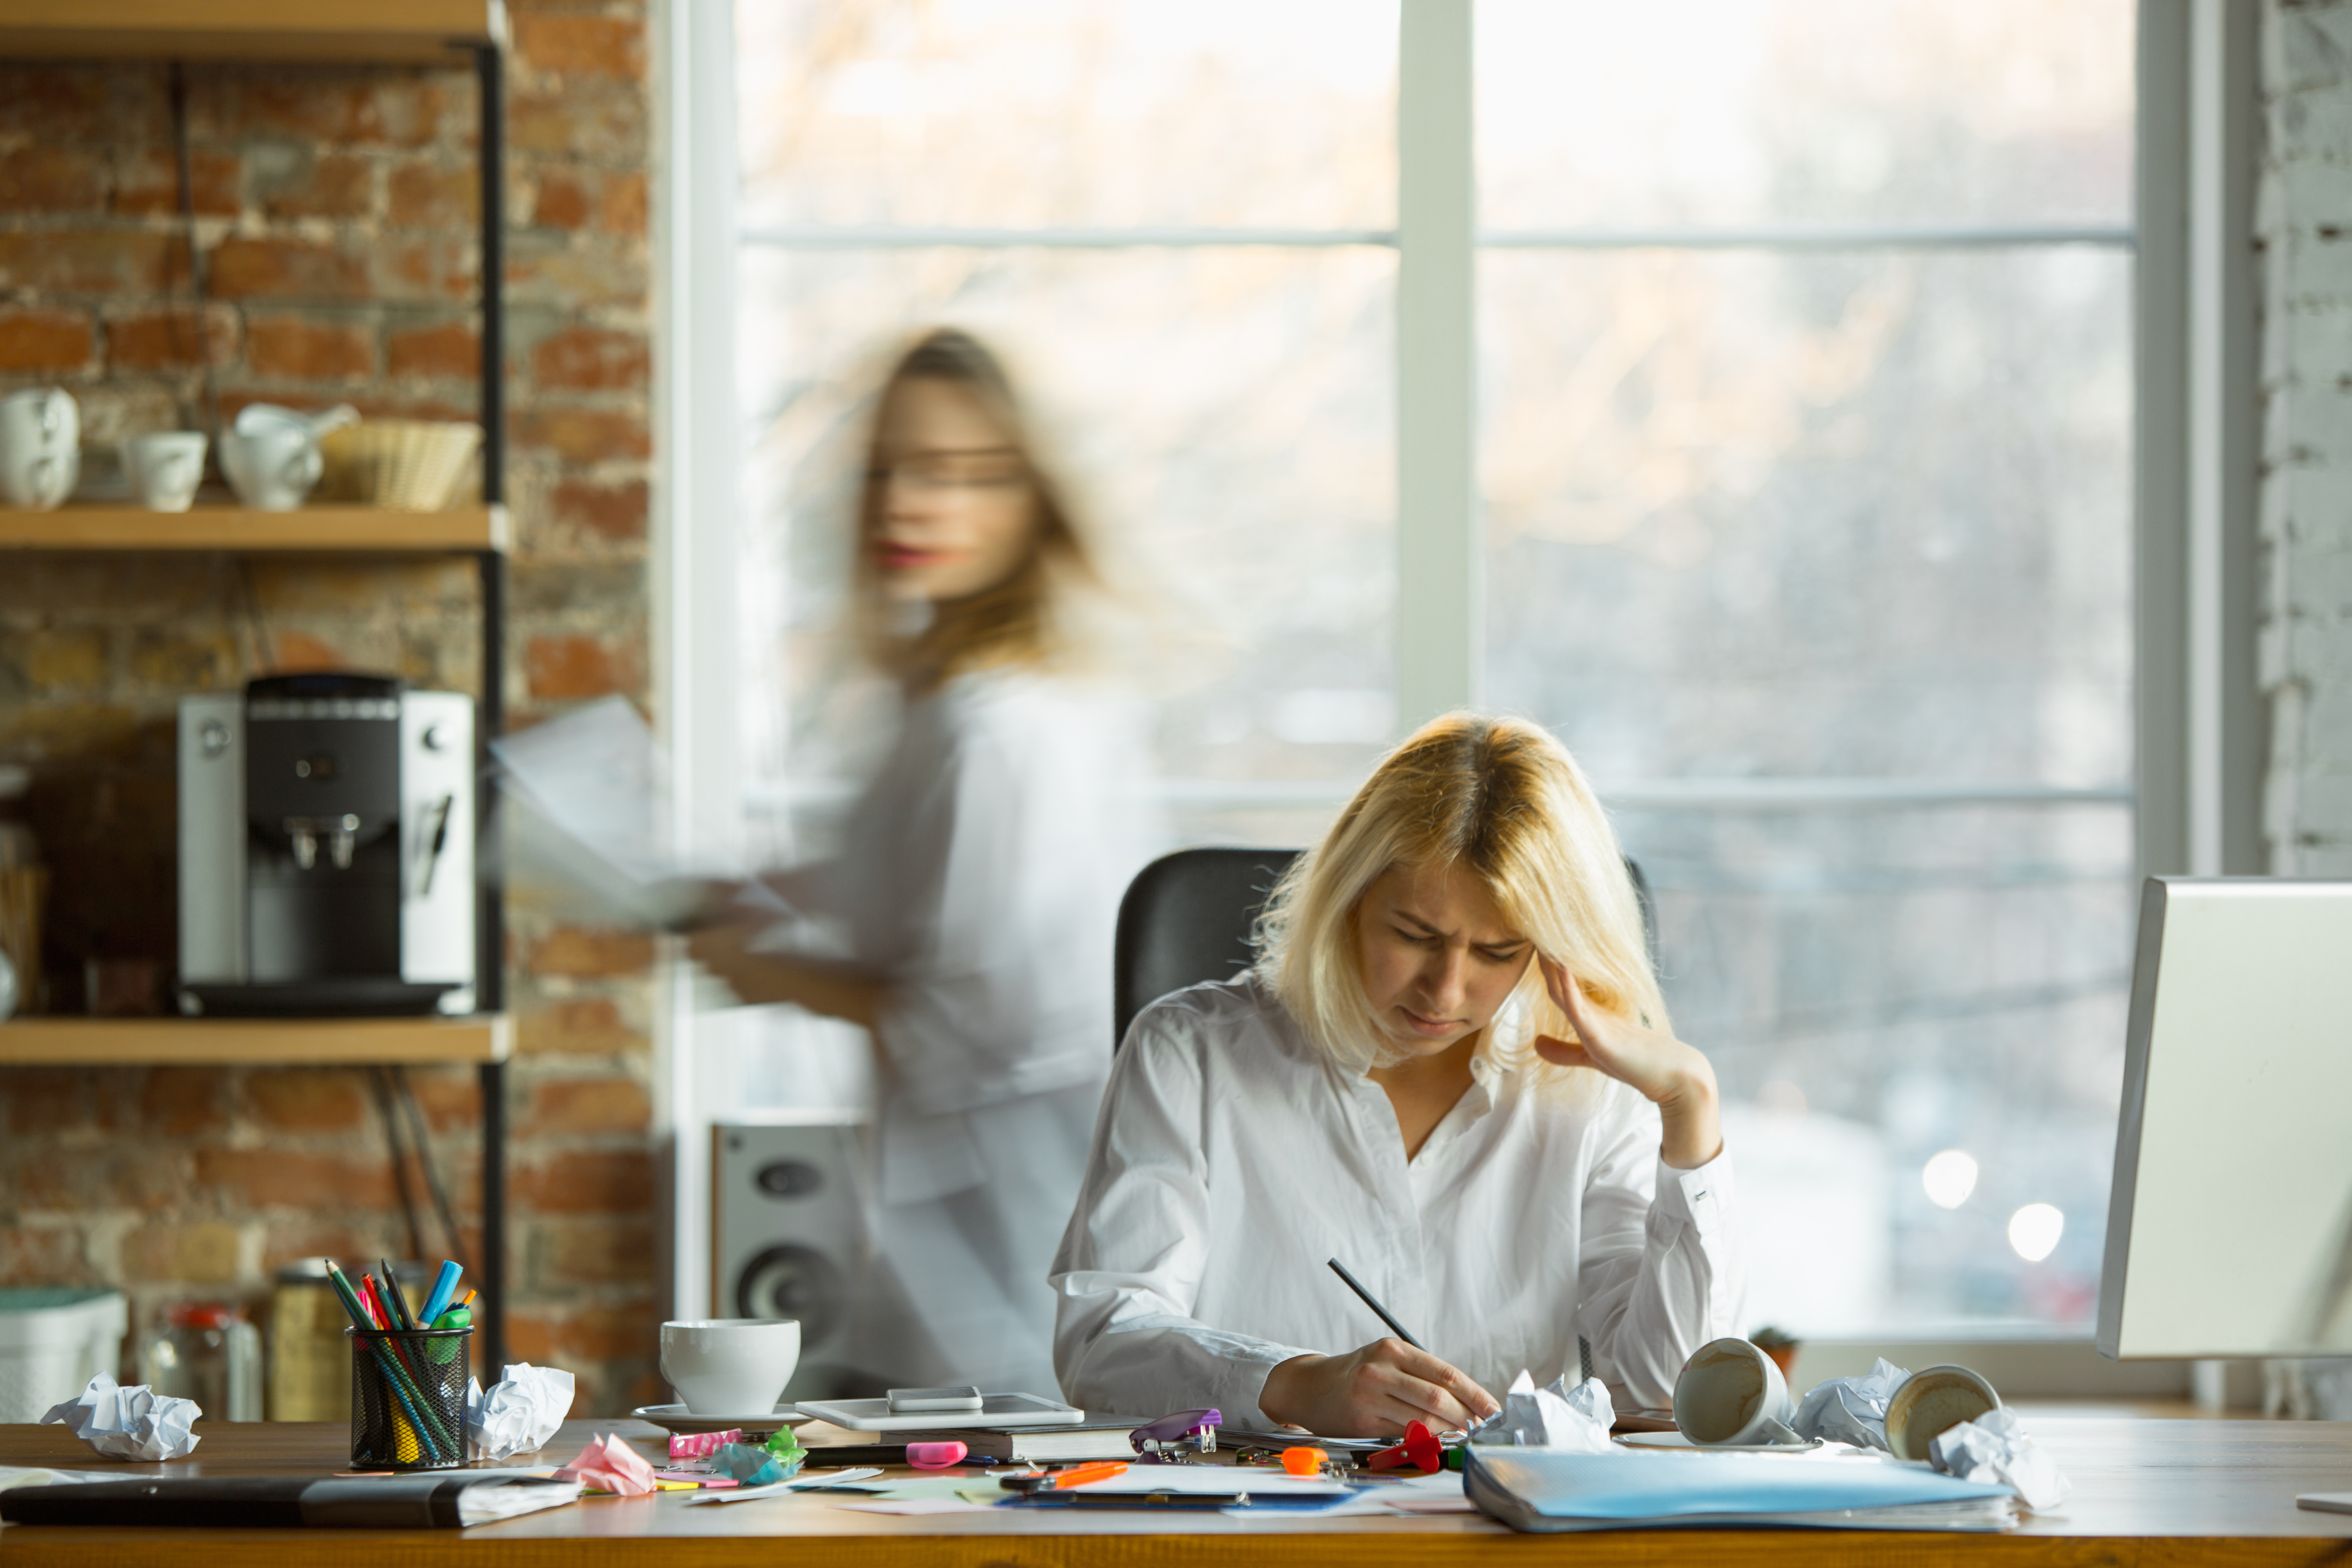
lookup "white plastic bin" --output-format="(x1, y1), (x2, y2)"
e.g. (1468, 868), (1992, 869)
(0, 1289), (128, 1423)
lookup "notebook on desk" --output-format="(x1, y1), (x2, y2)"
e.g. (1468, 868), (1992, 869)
(0, 1473), (582, 1529)
(1462, 1446), (2018, 1533)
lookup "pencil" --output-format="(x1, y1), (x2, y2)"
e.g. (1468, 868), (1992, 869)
(1326, 1258), (1426, 1351)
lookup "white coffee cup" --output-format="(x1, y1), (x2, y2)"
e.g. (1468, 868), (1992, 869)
(1673, 1336), (1800, 1446)
(122, 432), (209, 513)
(659, 1318), (800, 1415)
(1884, 1364), (2000, 1461)
(220, 425), (323, 511)
(0, 387), (80, 511)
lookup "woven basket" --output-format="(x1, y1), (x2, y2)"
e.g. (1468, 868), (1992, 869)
(319, 422), (482, 512)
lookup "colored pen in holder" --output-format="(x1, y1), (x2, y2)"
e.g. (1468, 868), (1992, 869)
(347, 1324), (471, 1471)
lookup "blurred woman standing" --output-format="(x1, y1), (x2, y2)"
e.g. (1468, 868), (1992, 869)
(691, 329), (1151, 1397)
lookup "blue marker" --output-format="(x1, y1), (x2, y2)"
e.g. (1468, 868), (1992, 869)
(419, 1260), (464, 1325)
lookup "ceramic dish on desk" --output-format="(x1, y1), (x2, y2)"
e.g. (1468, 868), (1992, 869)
(631, 1404), (812, 1438)
(1615, 1429), (1821, 1454)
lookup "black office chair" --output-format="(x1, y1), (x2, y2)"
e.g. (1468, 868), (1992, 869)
(1112, 847), (1658, 1048)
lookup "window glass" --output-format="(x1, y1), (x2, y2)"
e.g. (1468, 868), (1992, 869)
(1477, 0), (2135, 230)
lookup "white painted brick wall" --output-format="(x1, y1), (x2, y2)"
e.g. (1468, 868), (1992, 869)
(2261, 0), (2352, 872)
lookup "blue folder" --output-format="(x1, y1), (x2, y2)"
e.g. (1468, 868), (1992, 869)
(1463, 1447), (2017, 1533)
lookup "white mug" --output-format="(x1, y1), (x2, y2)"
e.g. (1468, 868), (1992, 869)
(219, 425), (323, 511)
(1884, 1364), (2000, 1461)
(659, 1318), (800, 1416)
(122, 432), (209, 513)
(1673, 1336), (1800, 1446)
(0, 387), (80, 511)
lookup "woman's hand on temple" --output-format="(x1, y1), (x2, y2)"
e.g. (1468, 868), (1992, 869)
(1259, 1340), (1499, 1438)
(1534, 955), (1723, 1170)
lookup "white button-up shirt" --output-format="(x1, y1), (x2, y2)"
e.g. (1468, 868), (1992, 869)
(1050, 973), (1745, 1423)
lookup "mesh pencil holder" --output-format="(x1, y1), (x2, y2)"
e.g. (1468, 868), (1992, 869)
(347, 1325), (471, 1471)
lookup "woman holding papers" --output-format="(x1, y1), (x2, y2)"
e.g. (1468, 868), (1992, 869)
(1051, 714), (1744, 1436)
(690, 329), (1151, 1397)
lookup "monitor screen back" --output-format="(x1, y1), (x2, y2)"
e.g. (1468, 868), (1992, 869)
(2098, 878), (2352, 1359)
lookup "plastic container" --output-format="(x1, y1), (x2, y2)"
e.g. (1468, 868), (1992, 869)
(140, 1301), (263, 1422)
(0, 1289), (127, 1423)
(348, 1325), (471, 1470)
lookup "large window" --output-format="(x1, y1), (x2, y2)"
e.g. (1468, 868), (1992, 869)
(696, 0), (2137, 1335)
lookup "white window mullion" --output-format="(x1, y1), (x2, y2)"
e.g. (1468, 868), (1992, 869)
(1395, 0), (1480, 730)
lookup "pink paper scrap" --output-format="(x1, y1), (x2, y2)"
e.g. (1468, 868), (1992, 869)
(669, 1428), (744, 1459)
(556, 1433), (659, 1497)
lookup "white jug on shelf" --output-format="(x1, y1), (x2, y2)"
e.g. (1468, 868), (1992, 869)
(0, 387), (81, 511)
(219, 403), (356, 512)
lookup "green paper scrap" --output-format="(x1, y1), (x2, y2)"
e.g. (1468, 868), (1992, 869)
(764, 1426), (805, 1463)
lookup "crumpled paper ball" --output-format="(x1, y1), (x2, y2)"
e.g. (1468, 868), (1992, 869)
(1791, 1356), (1910, 1452)
(707, 1442), (802, 1486)
(555, 1432), (657, 1496)
(1929, 1406), (2073, 1511)
(39, 1374), (201, 1462)
(1469, 1370), (1615, 1452)
(668, 1427), (743, 1459)
(463, 1361), (575, 1461)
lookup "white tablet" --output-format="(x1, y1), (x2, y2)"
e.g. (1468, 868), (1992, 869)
(794, 1392), (1087, 1431)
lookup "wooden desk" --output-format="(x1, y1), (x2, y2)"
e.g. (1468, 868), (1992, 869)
(4, 1416), (2350, 1565)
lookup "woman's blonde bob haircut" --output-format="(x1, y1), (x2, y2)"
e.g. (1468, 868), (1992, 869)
(849, 327), (1109, 692)
(1256, 712), (1666, 1085)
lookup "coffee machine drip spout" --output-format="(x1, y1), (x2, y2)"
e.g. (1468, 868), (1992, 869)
(282, 813), (362, 872)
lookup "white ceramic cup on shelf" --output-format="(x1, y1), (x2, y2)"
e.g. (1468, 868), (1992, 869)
(1672, 1336), (1800, 1446)
(658, 1318), (800, 1416)
(0, 387), (81, 511)
(219, 425), (323, 511)
(122, 431), (209, 513)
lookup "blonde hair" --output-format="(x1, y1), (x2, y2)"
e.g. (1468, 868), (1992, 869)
(849, 328), (1107, 692)
(1257, 712), (1666, 1088)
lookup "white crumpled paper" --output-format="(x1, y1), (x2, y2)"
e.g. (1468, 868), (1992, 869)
(1929, 1406), (2072, 1511)
(1469, 1369), (1615, 1452)
(39, 1374), (201, 1461)
(1791, 1356), (1910, 1452)
(464, 1362), (575, 1461)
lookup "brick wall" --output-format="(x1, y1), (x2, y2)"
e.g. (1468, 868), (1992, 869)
(2261, 0), (2352, 872)
(0, 3), (663, 1416)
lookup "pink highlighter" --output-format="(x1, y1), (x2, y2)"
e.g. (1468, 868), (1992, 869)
(907, 1441), (969, 1470)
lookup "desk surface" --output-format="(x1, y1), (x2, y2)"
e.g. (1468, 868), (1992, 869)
(3, 1416), (2350, 1566)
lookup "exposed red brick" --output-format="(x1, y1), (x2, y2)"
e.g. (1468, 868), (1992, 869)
(209, 235), (371, 300)
(0, 229), (175, 295)
(523, 1076), (651, 1136)
(516, 996), (647, 1056)
(265, 629), (349, 673)
(507, 1300), (656, 1366)
(128, 627), (238, 688)
(121, 1221), (242, 1284)
(374, 236), (478, 300)
(533, 1217), (652, 1286)
(0, 308), (95, 373)
(246, 315), (377, 380)
(243, 1068), (369, 1133)
(140, 1066), (230, 1136)
(112, 147), (240, 217)
(192, 74), (461, 149)
(2, 1069), (90, 1137)
(193, 1148), (398, 1209)
(514, 1148), (655, 1215)
(531, 326), (647, 391)
(9, 626), (109, 695)
(525, 632), (644, 701)
(510, 86), (646, 163)
(0, 147), (109, 212)
(512, 406), (649, 463)
(516, 13), (646, 81)
(106, 305), (239, 371)
(551, 479), (647, 542)
(0, 65), (111, 142)
(386, 160), (478, 229)
(402, 1068), (482, 1133)
(254, 150), (374, 220)
(261, 1221), (396, 1273)
(531, 168), (591, 230)
(386, 319), (480, 380)
(530, 926), (655, 978)
(0, 1225), (86, 1286)
(596, 170), (647, 236)
(505, 235), (646, 308)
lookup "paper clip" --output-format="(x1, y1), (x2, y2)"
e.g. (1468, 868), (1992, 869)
(1129, 1407), (1221, 1462)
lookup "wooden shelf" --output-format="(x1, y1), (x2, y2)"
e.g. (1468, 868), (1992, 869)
(0, 503), (507, 552)
(0, 0), (503, 64)
(0, 1015), (511, 1066)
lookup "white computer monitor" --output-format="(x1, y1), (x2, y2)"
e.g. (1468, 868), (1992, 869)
(2098, 877), (2352, 1361)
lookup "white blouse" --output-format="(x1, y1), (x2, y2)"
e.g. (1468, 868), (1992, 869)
(1050, 974), (1746, 1423)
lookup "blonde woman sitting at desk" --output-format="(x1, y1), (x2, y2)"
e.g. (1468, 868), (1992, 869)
(1050, 714), (1745, 1435)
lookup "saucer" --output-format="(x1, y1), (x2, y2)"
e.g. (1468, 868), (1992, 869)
(631, 1403), (812, 1437)
(1616, 1429), (1819, 1453)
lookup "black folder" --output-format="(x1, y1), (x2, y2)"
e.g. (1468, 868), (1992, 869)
(0, 1472), (580, 1529)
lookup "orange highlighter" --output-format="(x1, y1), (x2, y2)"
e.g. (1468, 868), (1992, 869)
(1053, 1462), (1130, 1489)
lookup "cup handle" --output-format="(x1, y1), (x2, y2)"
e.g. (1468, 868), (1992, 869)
(280, 447), (323, 491)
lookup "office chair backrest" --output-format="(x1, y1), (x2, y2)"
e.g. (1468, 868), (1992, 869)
(1112, 846), (1659, 1048)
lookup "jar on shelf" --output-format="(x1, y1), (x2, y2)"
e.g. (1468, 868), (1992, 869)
(0, 764), (44, 1019)
(269, 1261), (352, 1422)
(139, 1301), (262, 1422)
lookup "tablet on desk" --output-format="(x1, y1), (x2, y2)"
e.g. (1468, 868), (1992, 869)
(795, 1392), (1087, 1431)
